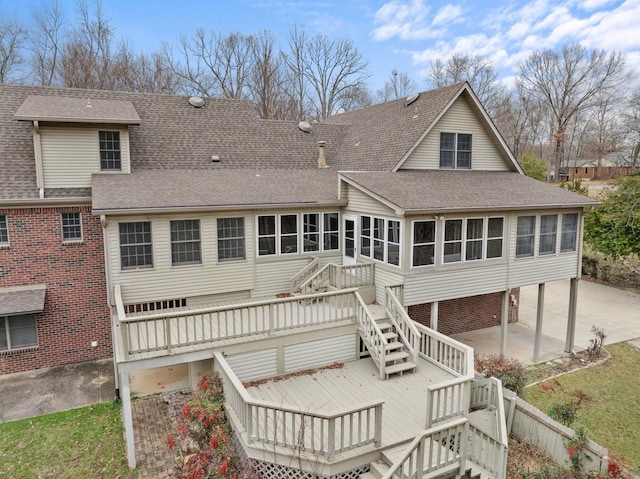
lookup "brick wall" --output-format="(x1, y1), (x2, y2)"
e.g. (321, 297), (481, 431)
(0, 206), (112, 375)
(407, 289), (520, 336)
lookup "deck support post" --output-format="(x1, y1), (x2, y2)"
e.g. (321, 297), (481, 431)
(500, 290), (509, 356)
(565, 278), (578, 353)
(120, 371), (137, 468)
(533, 283), (545, 362)
(430, 302), (438, 331)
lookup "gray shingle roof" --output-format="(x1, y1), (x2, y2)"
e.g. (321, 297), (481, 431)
(340, 170), (599, 213)
(323, 83), (467, 171)
(92, 169), (342, 212)
(14, 95), (140, 124)
(0, 284), (47, 316)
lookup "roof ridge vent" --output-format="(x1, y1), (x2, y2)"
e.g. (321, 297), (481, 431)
(405, 93), (419, 106)
(189, 96), (205, 108)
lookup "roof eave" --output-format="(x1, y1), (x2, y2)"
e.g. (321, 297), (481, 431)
(92, 199), (348, 216)
(14, 115), (141, 125)
(402, 202), (599, 216)
(0, 197), (92, 207)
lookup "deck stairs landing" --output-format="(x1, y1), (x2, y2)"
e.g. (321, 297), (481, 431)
(361, 304), (417, 379)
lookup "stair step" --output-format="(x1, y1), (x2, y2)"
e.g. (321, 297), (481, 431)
(384, 341), (403, 351)
(385, 351), (410, 362)
(367, 304), (388, 320)
(382, 331), (397, 340)
(385, 361), (416, 377)
(376, 321), (393, 331)
(368, 460), (389, 479)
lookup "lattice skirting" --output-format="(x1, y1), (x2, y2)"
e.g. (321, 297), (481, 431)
(229, 428), (370, 479)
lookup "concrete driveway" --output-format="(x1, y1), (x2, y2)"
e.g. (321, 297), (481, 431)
(453, 279), (640, 364)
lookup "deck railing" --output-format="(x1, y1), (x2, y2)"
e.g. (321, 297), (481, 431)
(214, 352), (383, 461)
(382, 417), (468, 479)
(384, 287), (418, 365)
(289, 257), (320, 293)
(467, 377), (508, 479)
(116, 286), (357, 359)
(415, 322), (474, 378)
(298, 262), (374, 295)
(425, 377), (470, 428)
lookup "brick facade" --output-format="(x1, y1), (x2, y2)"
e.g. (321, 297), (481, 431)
(407, 289), (520, 336)
(0, 206), (112, 375)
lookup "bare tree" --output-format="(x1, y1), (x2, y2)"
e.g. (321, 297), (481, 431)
(376, 69), (417, 102)
(623, 89), (640, 168)
(517, 43), (629, 181)
(426, 52), (504, 118)
(29, 0), (65, 86)
(0, 19), (27, 83)
(285, 25), (370, 120)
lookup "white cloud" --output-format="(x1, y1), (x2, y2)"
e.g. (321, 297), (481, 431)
(373, 0), (434, 40)
(578, 0), (618, 10)
(432, 4), (464, 26)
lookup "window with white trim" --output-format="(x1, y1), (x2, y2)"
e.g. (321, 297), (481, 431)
(217, 217), (245, 261)
(61, 212), (82, 242)
(486, 217), (504, 259)
(442, 216), (504, 264)
(0, 314), (37, 351)
(361, 215), (401, 267)
(440, 132), (472, 169)
(99, 131), (122, 171)
(539, 215), (558, 255)
(170, 219), (201, 265)
(443, 219), (463, 263)
(516, 216), (536, 257)
(119, 221), (153, 269)
(0, 215), (8, 245)
(257, 212), (338, 257)
(412, 220), (435, 267)
(560, 213), (579, 252)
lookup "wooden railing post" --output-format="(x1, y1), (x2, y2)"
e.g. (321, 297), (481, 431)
(165, 316), (172, 354)
(327, 417), (336, 461)
(374, 403), (383, 447)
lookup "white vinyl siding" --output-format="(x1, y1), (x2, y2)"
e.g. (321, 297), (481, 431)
(226, 349), (278, 382)
(107, 213), (256, 304)
(401, 95), (511, 171)
(285, 335), (355, 372)
(40, 127), (130, 188)
(346, 187), (395, 216)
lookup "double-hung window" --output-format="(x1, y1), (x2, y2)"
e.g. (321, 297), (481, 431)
(412, 220), (435, 267)
(280, 215), (298, 254)
(440, 132), (472, 169)
(61, 212), (82, 242)
(539, 215), (558, 255)
(323, 213), (339, 251)
(516, 216), (536, 258)
(387, 220), (400, 266)
(560, 213), (579, 252)
(0, 214), (8, 245)
(171, 219), (201, 265)
(217, 217), (245, 261)
(119, 221), (153, 269)
(465, 218), (484, 261)
(486, 217), (504, 259)
(361, 216), (371, 257)
(443, 219), (463, 263)
(99, 131), (122, 171)
(0, 314), (38, 351)
(257, 216), (276, 256)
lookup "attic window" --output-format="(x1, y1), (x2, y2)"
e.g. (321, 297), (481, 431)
(439, 133), (472, 169)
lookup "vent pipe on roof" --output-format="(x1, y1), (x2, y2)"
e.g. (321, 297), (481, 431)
(317, 140), (328, 168)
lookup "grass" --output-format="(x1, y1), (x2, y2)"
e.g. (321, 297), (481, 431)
(524, 342), (640, 472)
(0, 402), (136, 479)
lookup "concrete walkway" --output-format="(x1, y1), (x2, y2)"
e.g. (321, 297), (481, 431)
(452, 279), (640, 364)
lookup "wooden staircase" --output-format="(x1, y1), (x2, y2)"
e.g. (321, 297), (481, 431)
(362, 304), (417, 379)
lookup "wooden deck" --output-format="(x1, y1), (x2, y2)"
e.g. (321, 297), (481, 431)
(244, 356), (456, 448)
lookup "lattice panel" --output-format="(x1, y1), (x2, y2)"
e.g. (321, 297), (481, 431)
(251, 460), (369, 479)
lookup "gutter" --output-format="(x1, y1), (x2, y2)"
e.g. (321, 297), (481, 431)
(91, 200), (349, 216)
(401, 202), (600, 216)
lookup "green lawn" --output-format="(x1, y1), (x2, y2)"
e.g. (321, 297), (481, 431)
(0, 402), (136, 479)
(524, 342), (640, 472)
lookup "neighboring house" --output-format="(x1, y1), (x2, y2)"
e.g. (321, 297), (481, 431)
(0, 82), (598, 478)
(567, 155), (637, 181)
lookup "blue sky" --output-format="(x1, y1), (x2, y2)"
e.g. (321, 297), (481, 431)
(2, 0), (640, 91)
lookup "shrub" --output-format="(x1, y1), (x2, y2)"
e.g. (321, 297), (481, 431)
(548, 400), (579, 426)
(587, 326), (606, 358)
(474, 355), (528, 396)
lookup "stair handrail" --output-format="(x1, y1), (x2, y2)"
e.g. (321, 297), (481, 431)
(382, 417), (468, 479)
(353, 291), (388, 380)
(298, 263), (331, 295)
(290, 256), (320, 293)
(384, 287), (419, 365)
